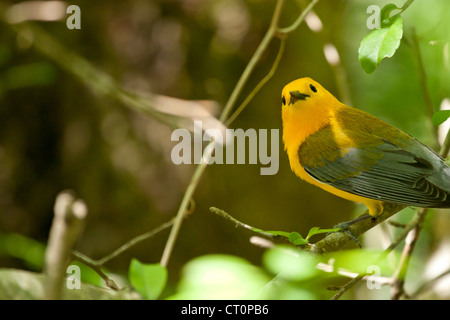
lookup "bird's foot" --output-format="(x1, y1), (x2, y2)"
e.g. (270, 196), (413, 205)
(329, 213), (376, 248)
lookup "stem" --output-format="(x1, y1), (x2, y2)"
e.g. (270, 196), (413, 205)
(71, 216), (176, 289)
(312, 203), (405, 254)
(387, 27), (449, 298)
(390, 209), (428, 299)
(399, 0), (416, 14)
(98, 218), (176, 266)
(160, 0), (320, 267)
(225, 38), (286, 127)
(409, 268), (450, 298)
(160, 162), (208, 267)
(277, 0), (320, 35)
(160, 0), (288, 267)
(219, 0), (285, 123)
(327, 206), (427, 299)
(44, 191), (87, 299)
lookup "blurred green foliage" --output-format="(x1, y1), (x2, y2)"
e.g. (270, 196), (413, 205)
(0, 0), (449, 299)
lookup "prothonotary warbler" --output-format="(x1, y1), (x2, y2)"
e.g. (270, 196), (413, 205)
(281, 77), (450, 224)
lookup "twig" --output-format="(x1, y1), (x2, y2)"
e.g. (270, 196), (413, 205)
(44, 191), (88, 300)
(160, 0), (320, 267)
(225, 38), (286, 126)
(388, 26), (450, 298)
(70, 251), (119, 290)
(311, 203), (405, 254)
(327, 205), (430, 299)
(330, 273), (366, 300)
(97, 218), (176, 266)
(398, 0), (416, 14)
(277, 0), (320, 35)
(209, 207), (279, 239)
(387, 125), (450, 299)
(71, 216), (178, 289)
(409, 268), (450, 299)
(219, 0), (285, 124)
(390, 208), (428, 299)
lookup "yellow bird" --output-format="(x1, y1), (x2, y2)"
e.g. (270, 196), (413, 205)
(281, 77), (450, 224)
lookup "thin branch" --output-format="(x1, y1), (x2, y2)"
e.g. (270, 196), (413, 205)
(330, 273), (367, 300)
(70, 251), (119, 290)
(409, 268), (450, 299)
(311, 203), (405, 254)
(160, 0), (319, 267)
(388, 26), (449, 298)
(390, 208), (428, 299)
(44, 191), (88, 300)
(327, 204), (431, 299)
(277, 0), (320, 35)
(97, 218), (176, 266)
(398, 0), (416, 14)
(225, 38), (286, 127)
(219, 0), (285, 124)
(209, 207), (279, 239)
(71, 215), (179, 289)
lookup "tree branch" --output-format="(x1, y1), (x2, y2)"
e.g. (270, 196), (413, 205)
(310, 203), (404, 254)
(160, 0), (319, 267)
(44, 191), (87, 300)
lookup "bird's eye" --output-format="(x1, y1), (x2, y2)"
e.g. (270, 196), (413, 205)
(310, 84), (317, 92)
(282, 96), (286, 105)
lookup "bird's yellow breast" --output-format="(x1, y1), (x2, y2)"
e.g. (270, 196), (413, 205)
(281, 78), (385, 215)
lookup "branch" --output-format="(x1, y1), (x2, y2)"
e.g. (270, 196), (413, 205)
(328, 208), (428, 299)
(71, 214), (181, 289)
(44, 191), (88, 300)
(390, 208), (428, 299)
(225, 38), (286, 126)
(277, 0), (320, 35)
(310, 203), (405, 254)
(388, 28), (449, 298)
(409, 268), (450, 298)
(160, 0), (319, 267)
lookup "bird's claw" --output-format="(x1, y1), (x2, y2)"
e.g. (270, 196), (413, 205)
(327, 214), (377, 247)
(328, 222), (362, 248)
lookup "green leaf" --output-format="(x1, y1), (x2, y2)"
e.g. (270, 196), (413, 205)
(432, 110), (450, 126)
(358, 15), (403, 73)
(128, 259), (167, 300)
(263, 245), (319, 281)
(0, 232), (45, 270)
(305, 227), (340, 240)
(168, 254), (270, 299)
(288, 232), (308, 245)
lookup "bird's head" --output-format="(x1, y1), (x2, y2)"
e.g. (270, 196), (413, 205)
(281, 77), (335, 110)
(281, 77), (339, 148)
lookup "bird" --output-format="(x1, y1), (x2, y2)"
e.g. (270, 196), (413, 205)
(281, 77), (450, 226)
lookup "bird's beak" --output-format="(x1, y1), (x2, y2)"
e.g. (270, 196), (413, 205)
(289, 90), (310, 104)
